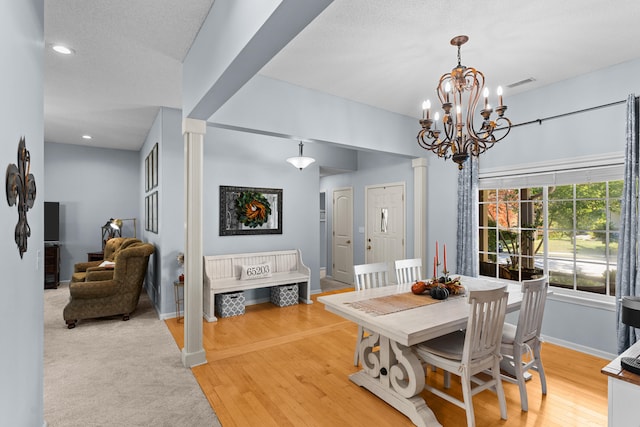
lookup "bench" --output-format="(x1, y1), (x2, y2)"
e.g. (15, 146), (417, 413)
(203, 249), (312, 321)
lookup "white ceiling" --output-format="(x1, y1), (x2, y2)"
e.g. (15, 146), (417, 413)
(44, 0), (640, 152)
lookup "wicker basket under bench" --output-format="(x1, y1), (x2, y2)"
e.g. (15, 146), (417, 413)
(203, 249), (312, 321)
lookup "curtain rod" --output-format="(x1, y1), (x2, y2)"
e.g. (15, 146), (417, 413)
(498, 97), (633, 130)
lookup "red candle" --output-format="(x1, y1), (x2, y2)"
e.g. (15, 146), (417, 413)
(435, 241), (439, 267)
(443, 244), (447, 271)
(433, 256), (436, 278)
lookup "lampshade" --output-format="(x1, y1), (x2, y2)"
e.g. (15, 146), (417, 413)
(286, 142), (315, 170)
(110, 218), (123, 230)
(622, 296), (640, 328)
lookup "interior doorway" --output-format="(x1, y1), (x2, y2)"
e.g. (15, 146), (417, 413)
(332, 187), (353, 284)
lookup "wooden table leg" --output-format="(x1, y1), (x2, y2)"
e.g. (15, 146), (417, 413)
(352, 333), (442, 427)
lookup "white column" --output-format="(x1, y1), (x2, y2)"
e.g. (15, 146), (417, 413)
(181, 118), (207, 368)
(412, 158), (428, 278)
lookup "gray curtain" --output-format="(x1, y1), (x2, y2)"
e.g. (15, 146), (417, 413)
(616, 93), (640, 354)
(456, 156), (479, 276)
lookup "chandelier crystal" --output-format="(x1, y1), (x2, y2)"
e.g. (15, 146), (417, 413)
(417, 35), (512, 169)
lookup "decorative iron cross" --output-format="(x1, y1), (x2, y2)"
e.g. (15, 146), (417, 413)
(5, 137), (36, 258)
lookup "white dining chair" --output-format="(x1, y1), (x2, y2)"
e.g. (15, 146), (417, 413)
(413, 286), (509, 427)
(394, 258), (422, 284)
(500, 276), (548, 411)
(353, 262), (391, 365)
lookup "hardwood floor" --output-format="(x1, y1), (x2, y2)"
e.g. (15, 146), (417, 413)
(165, 290), (609, 426)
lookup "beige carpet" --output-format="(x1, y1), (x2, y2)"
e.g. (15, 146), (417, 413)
(44, 283), (220, 427)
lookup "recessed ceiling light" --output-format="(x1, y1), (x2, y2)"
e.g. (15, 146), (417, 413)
(82, 135), (92, 140)
(51, 44), (75, 55)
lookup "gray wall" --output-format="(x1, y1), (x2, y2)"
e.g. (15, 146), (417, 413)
(202, 127), (323, 303)
(139, 107), (184, 316)
(0, 1), (44, 425)
(44, 143), (140, 281)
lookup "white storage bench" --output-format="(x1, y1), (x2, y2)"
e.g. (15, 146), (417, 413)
(203, 249), (312, 321)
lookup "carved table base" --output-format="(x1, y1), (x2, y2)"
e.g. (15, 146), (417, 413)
(352, 332), (441, 427)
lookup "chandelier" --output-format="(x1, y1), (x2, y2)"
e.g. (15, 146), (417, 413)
(417, 35), (512, 169)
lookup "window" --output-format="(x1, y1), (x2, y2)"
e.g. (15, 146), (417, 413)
(479, 179), (622, 298)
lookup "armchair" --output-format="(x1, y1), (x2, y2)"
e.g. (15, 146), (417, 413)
(64, 242), (155, 328)
(71, 237), (140, 283)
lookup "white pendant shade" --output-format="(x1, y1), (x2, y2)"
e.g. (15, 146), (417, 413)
(286, 142), (315, 170)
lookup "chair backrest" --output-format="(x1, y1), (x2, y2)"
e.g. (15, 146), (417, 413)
(515, 276), (548, 345)
(394, 258), (422, 284)
(354, 262), (390, 290)
(462, 286), (509, 363)
(104, 237), (141, 261)
(113, 242), (156, 311)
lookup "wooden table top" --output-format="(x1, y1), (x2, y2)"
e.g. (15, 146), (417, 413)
(318, 275), (525, 347)
(602, 340), (640, 386)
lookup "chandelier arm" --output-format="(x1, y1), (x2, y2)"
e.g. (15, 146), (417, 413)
(437, 73), (452, 106)
(465, 68), (484, 141)
(490, 117), (513, 143)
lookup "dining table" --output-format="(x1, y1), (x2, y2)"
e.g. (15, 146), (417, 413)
(317, 275), (527, 427)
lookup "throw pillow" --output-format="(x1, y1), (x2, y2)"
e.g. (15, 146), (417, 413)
(240, 262), (272, 280)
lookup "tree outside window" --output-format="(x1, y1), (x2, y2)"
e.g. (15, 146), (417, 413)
(479, 180), (621, 297)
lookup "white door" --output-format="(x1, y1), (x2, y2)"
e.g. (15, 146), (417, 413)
(332, 187), (353, 284)
(365, 183), (405, 276)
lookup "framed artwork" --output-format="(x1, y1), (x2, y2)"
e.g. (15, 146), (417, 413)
(145, 156), (149, 191)
(145, 194), (150, 231)
(144, 143), (158, 192)
(151, 143), (158, 189)
(219, 186), (282, 236)
(151, 191), (158, 233)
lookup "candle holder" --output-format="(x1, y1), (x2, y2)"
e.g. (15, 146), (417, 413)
(427, 270), (465, 296)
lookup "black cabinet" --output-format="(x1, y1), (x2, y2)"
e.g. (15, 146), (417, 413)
(45, 244), (60, 289)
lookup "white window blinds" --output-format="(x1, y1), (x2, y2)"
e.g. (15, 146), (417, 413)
(478, 156), (624, 189)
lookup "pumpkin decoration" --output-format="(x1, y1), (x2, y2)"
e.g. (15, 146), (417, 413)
(411, 281), (428, 295)
(430, 285), (450, 300)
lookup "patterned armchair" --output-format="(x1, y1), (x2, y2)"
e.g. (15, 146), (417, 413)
(71, 237), (141, 283)
(64, 242), (155, 328)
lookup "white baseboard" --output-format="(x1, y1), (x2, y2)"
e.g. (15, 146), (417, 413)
(541, 334), (616, 360)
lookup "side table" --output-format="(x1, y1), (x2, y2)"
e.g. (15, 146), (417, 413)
(87, 251), (104, 262)
(173, 280), (184, 322)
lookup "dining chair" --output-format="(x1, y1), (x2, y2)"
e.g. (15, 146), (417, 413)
(353, 262), (391, 365)
(394, 258), (422, 284)
(500, 276), (548, 411)
(413, 286), (509, 427)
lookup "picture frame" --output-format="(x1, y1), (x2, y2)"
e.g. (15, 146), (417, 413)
(151, 190), (158, 233)
(151, 143), (158, 189)
(144, 156), (150, 192)
(145, 194), (150, 231)
(219, 185), (282, 236)
(144, 143), (158, 192)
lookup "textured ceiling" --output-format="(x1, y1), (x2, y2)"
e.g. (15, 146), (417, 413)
(45, 0), (640, 151)
(44, 0), (215, 150)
